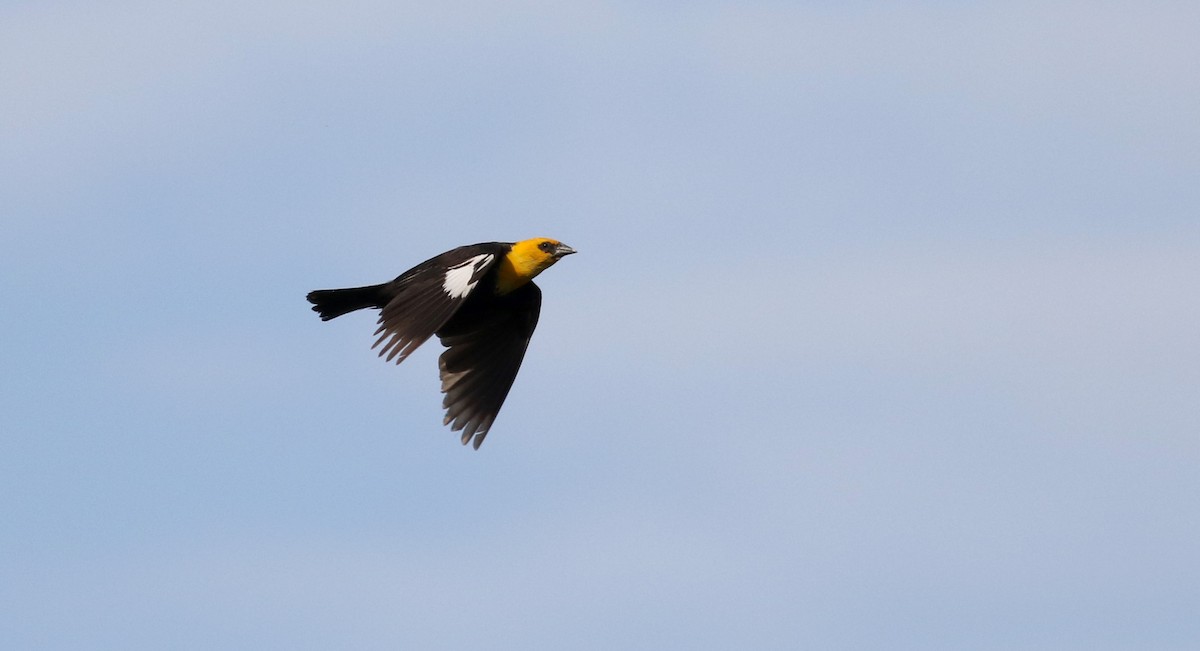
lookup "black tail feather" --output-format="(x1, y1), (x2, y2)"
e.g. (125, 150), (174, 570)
(307, 284), (388, 321)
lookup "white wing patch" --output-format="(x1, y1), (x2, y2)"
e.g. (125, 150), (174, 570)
(441, 253), (495, 299)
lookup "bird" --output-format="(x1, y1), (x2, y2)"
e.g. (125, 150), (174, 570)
(306, 237), (576, 449)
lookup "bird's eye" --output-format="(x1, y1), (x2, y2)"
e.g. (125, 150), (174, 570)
(539, 241), (554, 252)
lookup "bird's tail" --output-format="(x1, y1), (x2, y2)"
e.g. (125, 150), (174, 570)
(306, 284), (388, 321)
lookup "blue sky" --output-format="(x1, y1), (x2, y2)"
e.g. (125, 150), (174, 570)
(2, 1), (1198, 649)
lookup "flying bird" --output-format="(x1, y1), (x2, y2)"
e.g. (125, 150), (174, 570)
(307, 237), (576, 448)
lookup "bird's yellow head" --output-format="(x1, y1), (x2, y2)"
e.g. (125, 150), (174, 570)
(495, 237), (576, 294)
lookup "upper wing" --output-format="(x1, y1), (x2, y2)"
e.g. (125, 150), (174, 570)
(436, 282), (542, 449)
(372, 246), (502, 365)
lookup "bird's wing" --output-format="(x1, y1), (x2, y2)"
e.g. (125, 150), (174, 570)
(436, 282), (542, 449)
(372, 249), (501, 365)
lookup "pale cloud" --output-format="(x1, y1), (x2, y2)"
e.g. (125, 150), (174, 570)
(556, 236), (1200, 373)
(698, 2), (1200, 111)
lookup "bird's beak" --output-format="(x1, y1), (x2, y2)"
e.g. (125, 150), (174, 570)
(554, 243), (577, 258)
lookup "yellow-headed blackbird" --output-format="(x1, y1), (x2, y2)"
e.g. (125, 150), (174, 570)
(307, 237), (576, 448)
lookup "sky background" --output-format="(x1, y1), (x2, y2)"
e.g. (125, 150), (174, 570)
(2, 1), (1198, 649)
